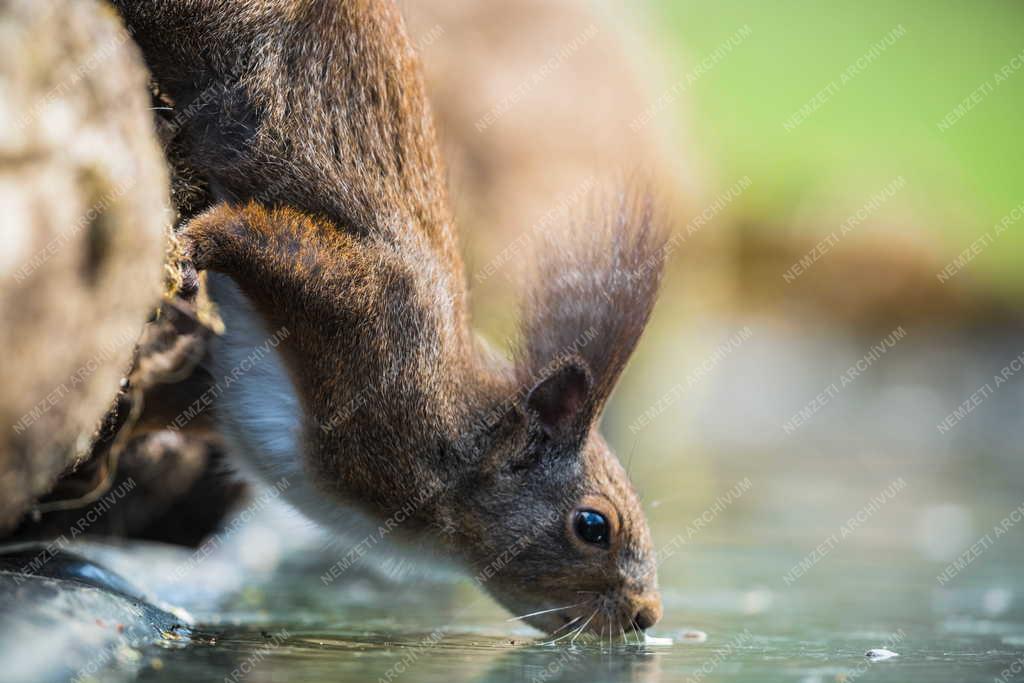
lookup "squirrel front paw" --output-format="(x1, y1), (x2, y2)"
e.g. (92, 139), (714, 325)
(175, 220), (213, 273)
(174, 202), (246, 276)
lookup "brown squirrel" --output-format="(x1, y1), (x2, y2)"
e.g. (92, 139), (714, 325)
(111, 0), (666, 637)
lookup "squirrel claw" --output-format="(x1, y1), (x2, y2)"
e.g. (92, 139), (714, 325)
(177, 257), (200, 300)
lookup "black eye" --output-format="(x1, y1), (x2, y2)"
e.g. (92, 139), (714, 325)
(574, 509), (610, 547)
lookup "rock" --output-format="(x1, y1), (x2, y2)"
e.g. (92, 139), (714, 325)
(0, 544), (190, 683)
(0, 0), (170, 533)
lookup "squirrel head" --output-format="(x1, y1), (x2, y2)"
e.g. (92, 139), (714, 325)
(449, 369), (662, 638)
(437, 195), (666, 637)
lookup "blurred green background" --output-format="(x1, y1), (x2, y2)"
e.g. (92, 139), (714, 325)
(651, 0), (1024, 294)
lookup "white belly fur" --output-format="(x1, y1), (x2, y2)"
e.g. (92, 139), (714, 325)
(204, 273), (456, 580)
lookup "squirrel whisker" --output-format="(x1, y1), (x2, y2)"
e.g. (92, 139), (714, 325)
(540, 613), (592, 646)
(546, 614), (584, 638)
(631, 619), (644, 644)
(569, 609), (599, 646)
(505, 601), (585, 622)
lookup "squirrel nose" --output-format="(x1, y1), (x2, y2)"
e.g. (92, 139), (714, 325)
(631, 594), (663, 631)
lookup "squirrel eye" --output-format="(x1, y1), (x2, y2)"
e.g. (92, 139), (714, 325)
(573, 509), (610, 547)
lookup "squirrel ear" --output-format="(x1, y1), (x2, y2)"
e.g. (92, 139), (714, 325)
(526, 360), (592, 441)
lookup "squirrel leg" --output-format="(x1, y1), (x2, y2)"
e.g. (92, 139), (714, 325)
(173, 201), (372, 356)
(174, 201), (356, 299)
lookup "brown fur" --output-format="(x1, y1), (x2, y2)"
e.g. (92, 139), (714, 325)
(112, 0), (665, 635)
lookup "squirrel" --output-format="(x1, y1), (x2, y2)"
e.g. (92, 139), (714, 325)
(110, 0), (666, 637)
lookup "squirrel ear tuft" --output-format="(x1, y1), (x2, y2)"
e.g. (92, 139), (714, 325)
(526, 359), (592, 441)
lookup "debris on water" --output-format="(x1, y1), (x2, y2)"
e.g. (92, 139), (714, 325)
(680, 630), (707, 643)
(644, 633), (674, 646)
(161, 628), (186, 642)
(865, 648), (899, 660)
